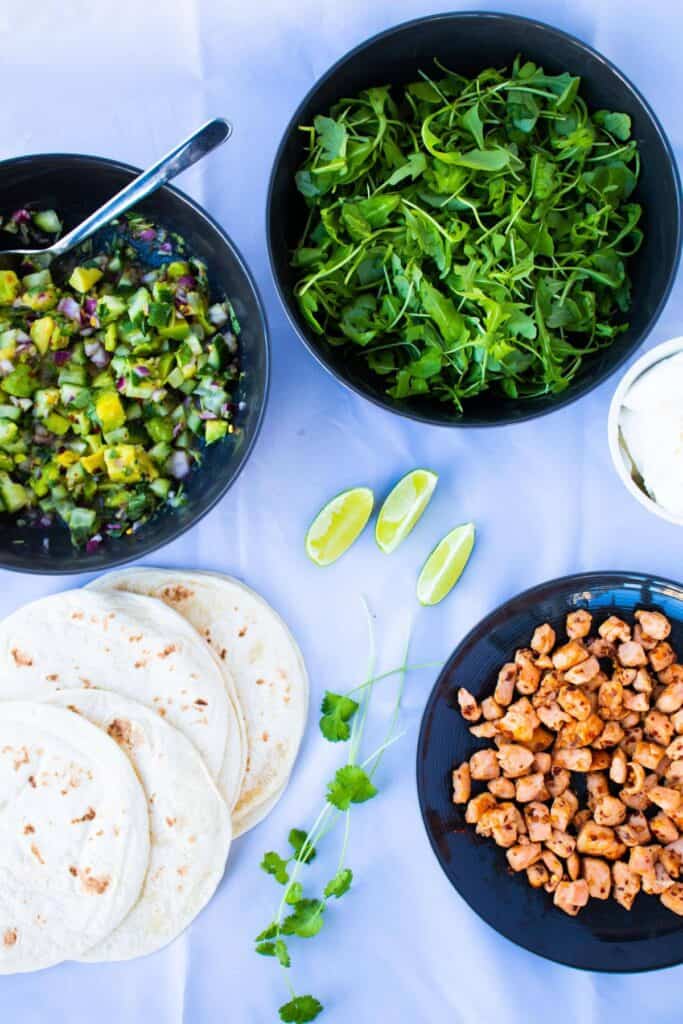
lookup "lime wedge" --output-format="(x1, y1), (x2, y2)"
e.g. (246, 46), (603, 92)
(417, 522), (475, 605)
(305, 487), (374, 566)
(375, 469), (438, 554)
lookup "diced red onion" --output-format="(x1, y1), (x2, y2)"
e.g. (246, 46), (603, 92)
(177, 275), (196, 289)
(0, 358), (14, 377)
(116, 377), (126, 391)
(85, 340), (108, 367)
(39, 513), (53, 528)
(138, 228), (156, 242)
(134, 365), (150, 377)
(150, 388), (165, 402)
(86, 534), (103, 554)
(198, 410), (217, 420)
(11, 208), (30, 224)
(84, 297), (97, 316)
(168, 450), (191, 479)
(15, 330), (30, 343)
(142, 271), (157, 285)
(57, 296), (81, 321)
(159, 241), (172, 254)
(208, 303), (228, 327)
(53, 350), (71, 366)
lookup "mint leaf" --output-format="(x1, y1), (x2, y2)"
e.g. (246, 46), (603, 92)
(281, 898), (325, 939)
(261, 851), (289, 885)
(279, 995), (323, 1023)
(324, 868), (353, 899)
(319, 691), (359, 742)
(288, 828), (316, 863)
(326, 765), (377, 811)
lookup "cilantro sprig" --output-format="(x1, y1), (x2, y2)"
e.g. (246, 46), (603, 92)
(292, 56), (643, 411)
(256, 603), (435, 1021)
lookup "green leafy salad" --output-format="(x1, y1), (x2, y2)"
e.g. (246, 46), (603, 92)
(0, 210), (241, 550)
(292, 57), (643, 408)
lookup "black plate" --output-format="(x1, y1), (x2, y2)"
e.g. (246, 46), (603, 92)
(268, 12), (682, 427)
(0, 154), (269, 574)
(416, 571), (683, 972)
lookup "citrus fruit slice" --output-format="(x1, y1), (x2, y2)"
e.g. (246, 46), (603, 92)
(305, 487), (374, 566)
(375, 469), (438, 554)
(417, 522), (475, 605)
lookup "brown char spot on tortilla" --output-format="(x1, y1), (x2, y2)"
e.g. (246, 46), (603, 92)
(158, 644), (177, 659)
(81, 871), (110, 895)
(194, 698), (208, 707)
(23, 824), (34, 835)
(71, 611), (84, 621)
(255, 678), (265, 686)
(27, 775), (36, 789)
(11, 648), (33, 667)
(30, 844), (44, 865)
(46, 673), (59, 682)
(166, 817), (176, 827)
(238, 626), (247, 637)
(3, 928), (17, 947)
(71, 807), (96, 825)
(162, 584), (194, 603)
(107, 718), (134, 747)
(134, 660), (147, 669)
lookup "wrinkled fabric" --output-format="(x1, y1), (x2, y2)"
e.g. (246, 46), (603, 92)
(1, 0), (682, 1021)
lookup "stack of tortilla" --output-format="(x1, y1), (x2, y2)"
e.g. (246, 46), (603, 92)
(0, 569), (308, 973)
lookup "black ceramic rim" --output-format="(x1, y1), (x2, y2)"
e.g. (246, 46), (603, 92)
(416, 570), (683, 972)
(0, 153), (270, 575)
(266, 11), (683, 428)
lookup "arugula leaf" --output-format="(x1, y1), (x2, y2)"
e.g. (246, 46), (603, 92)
(289, 828), (317, 863)
(282, 899), (325, 939)
(261, 851), (290, 885)
(385, 152), (427, 186)
(460, 104), (484, 148)
(593, 110), (631, 141)
(279, 995), (323, 1023)
(324, 868), (353, 899)
(320, 691), (359, 742)
(327, 766), (377, 810)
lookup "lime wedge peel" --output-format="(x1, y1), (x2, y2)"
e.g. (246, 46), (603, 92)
(305, 487), (374, 566)
(375, 469), (438, 554)
(417, 522), (475, 606)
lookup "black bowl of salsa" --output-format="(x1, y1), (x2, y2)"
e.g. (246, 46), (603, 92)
(0, 153), (269, 574)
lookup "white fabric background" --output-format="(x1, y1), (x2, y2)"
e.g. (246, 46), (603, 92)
(1, 0), (682, 1020)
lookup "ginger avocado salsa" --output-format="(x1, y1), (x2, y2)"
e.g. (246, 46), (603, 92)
(0, 209), (241, 550)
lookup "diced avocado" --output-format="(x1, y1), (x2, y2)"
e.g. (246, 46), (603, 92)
(145, 417), (174, 443)
(148, 301), (172, 328)
(167, 261), (190, 279)
(0, 419), (18, 447)
(65, 461), (86, 490)
(149, 441), (172, 463)
(58, 364), (88, 387)
(44, 412), (70, 436)
(128, 287), (151, 324)
(22, 269), (52, 291)
(34, 389), (60, 418)
(68, 506), (96, 535)
(30, 316), (56, 355)
(104, 323), (118, 352)
(69, 266), (103, 293)
(103, 426), (129, 445)
(205, 420), (228, 444)
(159, 318), (191, 341)
(0, 329), (17, 360)
(59, 384), (89, 408)
(95, 391), (126, 432)
(0, 404), (21, 421)
(20, 287), (58, 311)
(150, 477), (171, 499)
(2, 365), (38, 397)
(97, 294), (127, 323)
(0, 472), (28, 512)
(81, 449), (105, 474)
(0, 270), (21, 304)
(103, 444), (142, 483)
(33, 210), (62, 234)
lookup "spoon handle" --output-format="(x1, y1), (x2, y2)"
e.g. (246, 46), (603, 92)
(52, 118), (232, 258)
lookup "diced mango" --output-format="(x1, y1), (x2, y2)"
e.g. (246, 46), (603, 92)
(81, 449), (105, 474)
(0, 270), (20, 304)
(69, 266), (103, 293)
(95, 391), (126, 432)
(103, 444), (142, 483)
(55, 450), (80, 467)
(30, 316), (55, 355)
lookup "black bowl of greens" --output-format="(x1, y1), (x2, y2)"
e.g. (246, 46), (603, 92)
(0, 154), (269, 573)
(267, 12), (681, 426)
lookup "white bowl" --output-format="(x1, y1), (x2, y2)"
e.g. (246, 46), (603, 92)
(608, 336), (683, 526)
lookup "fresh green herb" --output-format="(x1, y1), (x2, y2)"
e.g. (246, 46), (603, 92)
(292, 56), (643, 410)
(256, 603), (428, 1020)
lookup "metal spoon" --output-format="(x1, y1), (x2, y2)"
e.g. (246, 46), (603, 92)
(0, 118), (232, 263)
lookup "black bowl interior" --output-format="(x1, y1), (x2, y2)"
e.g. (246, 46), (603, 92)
(417, 571), (683, 972)
(268, 12), (681, 426)
(0, 155), (268, 574)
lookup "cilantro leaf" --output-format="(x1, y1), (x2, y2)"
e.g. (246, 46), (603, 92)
(255, 941), (277, 957)
(279, 995), (323, 1023)
(289, 828), (316, 863)
(261, 851), (289, 885)
(281, 898), (325, 939)
(255, 922), (278, 942)
(319, 691), (359, 742)
(326, 766), (377, 810)
(324, 868), (353, 899)
(275, 939), (291, 968)
(286, 881), (303, 905)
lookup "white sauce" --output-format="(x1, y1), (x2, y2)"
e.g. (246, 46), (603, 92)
(619, 350), (683, 517)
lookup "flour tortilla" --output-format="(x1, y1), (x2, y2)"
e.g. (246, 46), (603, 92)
(88, 569), (308, 836)
(46, 690), (231, 962)
(0, 701), (149, 974)
(0, 589), (243, 807)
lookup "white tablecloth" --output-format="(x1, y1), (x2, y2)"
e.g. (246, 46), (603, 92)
(1, 0), (682, 1020)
